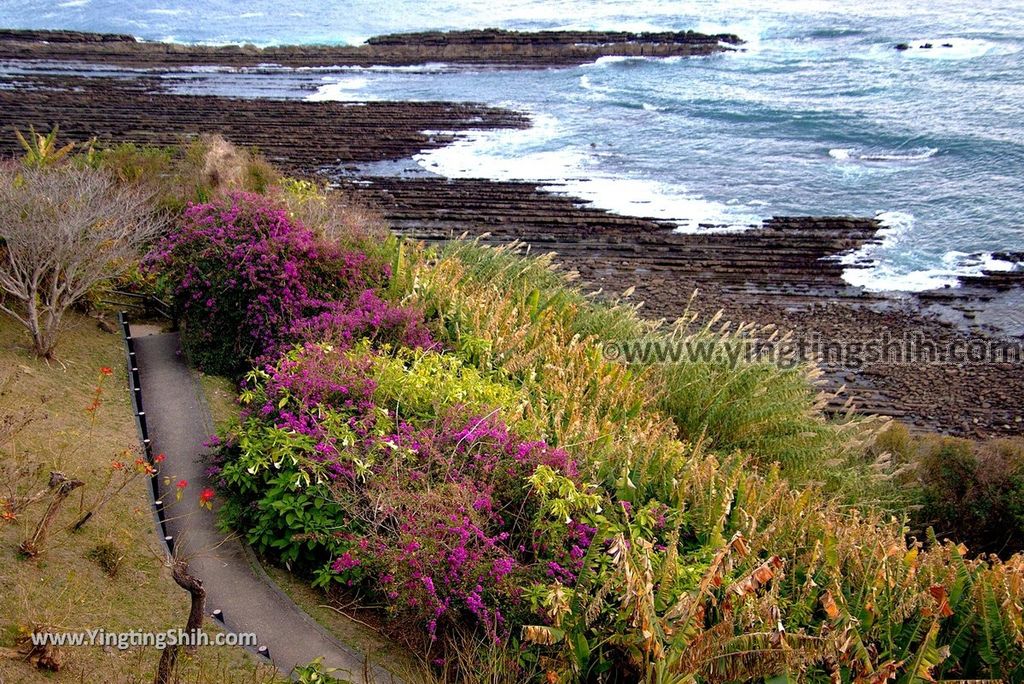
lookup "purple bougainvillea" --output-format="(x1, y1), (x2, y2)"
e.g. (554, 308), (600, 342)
(145, 192), (432, 374)
(216, 342), (590, 641)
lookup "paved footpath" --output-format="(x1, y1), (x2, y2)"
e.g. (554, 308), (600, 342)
(135, 331), (400, 683)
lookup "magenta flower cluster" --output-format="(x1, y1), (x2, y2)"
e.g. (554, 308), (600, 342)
(145, 192), (433, 374)
(218, 342), (591, 641)
(287, 289), (435, 357)
(182, 193), (587, 644)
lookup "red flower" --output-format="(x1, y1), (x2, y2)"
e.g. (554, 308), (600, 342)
(176, 479), (188, 489)
(199, 488), (215, 504)
(154, 453), (166, 464)
(100, 366), (113, 376)
(111, 460), (125, 471)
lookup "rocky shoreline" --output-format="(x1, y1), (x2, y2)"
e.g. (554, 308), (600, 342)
(344, 175), (1024, 436)
(0, 74), (529, 167)
(0, 29), (1021, 437)
(0, 28), (740, 69)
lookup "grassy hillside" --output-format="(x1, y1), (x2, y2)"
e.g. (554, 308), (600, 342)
(2, 137), (1022, 683)
(0, 313), (278, 683)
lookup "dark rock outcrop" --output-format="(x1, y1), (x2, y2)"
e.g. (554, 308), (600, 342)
(0, 27), (741, 69)
(0, 75), (529, 169)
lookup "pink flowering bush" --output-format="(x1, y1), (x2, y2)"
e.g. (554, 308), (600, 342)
(213, 343), (595, 642)
(284, 289), (435, 359)
(145, 192), (431, 374)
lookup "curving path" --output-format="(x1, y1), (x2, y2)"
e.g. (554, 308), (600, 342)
(134, 330), (401, 683)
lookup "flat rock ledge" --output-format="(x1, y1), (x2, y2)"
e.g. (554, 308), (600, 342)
(0, 28), (742, 69)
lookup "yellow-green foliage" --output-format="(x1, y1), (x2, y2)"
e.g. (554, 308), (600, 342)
(60, 145), (1016, 682)
(15, 125), (75, 168)
(525, 442), (1024, 682)
(405, 238), (877, 476)
(278, 176), (390, 253)
(56, 134), (280, 213)
(405, 242), (684, 490)
(397, 237), (1023, 681)
(369, 346), (526, 424)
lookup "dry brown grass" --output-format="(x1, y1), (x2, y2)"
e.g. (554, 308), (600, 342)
(0, 313), (279, 683)
(278, 179), (390, 247)
(194, 134), (279, 195)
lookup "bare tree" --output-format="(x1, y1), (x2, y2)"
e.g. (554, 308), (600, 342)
(19, 471), (84, 557)
(0, 163), (165, 358)
(153, 558), (206, 684)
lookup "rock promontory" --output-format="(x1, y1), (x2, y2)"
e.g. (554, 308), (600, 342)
(0, 28), (742, 69)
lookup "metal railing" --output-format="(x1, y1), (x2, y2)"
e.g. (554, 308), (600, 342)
(117, 311), (174, 554)
(105, 292), (175, 325)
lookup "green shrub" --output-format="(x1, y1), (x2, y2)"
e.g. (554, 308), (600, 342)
(410, 239), (879, 475)
(187, 180), (1024, 683)
(870, 421), (915, 462)
(917, 437), (1024, 554)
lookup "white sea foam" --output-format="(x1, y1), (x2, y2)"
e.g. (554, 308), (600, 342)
(56, 0), (91, 7)
(578, 74), (614, 96)
(843, 253), (1020, 292)
(692, 18), (766, 52)
(841, 212), (1021, 291)
(176, 64), (238, 73)
(411, 113), (764, 231)
(829, 146), (938, 162)
(580, 55), (639, 68)
(305, 77), (377, 101)
(859, 147), (938, 161)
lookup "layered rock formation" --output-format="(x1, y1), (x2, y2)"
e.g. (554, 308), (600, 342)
(0, 28), (741, 69)
(0, 75), (528, 167)
(0, 32), (1020, 437)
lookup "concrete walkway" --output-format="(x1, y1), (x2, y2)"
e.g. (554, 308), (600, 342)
(135, 331), (399, 683)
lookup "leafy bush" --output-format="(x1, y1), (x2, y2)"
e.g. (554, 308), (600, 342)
(408, 240), (880, 475)
(916, 437), (1024, 554)
(145, 192), (414, 375)
(214, 343), (590, 641)
(193, 198), (1023, 681)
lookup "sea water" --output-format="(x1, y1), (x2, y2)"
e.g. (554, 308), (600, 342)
(2, 0), (1023, 291)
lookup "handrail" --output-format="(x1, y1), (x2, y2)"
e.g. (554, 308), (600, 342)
(107, 292), (176, 327)
(117, 311), (173, 556)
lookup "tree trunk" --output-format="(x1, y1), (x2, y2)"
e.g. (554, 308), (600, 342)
(20, 472), (83, 557)
(154, 559), (206, 684)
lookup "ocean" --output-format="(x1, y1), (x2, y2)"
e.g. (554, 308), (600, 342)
(2, 0), (1023, 291)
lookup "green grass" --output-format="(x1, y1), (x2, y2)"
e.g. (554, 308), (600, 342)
(413, 239), (882, 476)
(198, 373), (238, 429)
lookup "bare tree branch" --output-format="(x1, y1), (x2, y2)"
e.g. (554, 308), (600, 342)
(0, 163), (166, 358)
